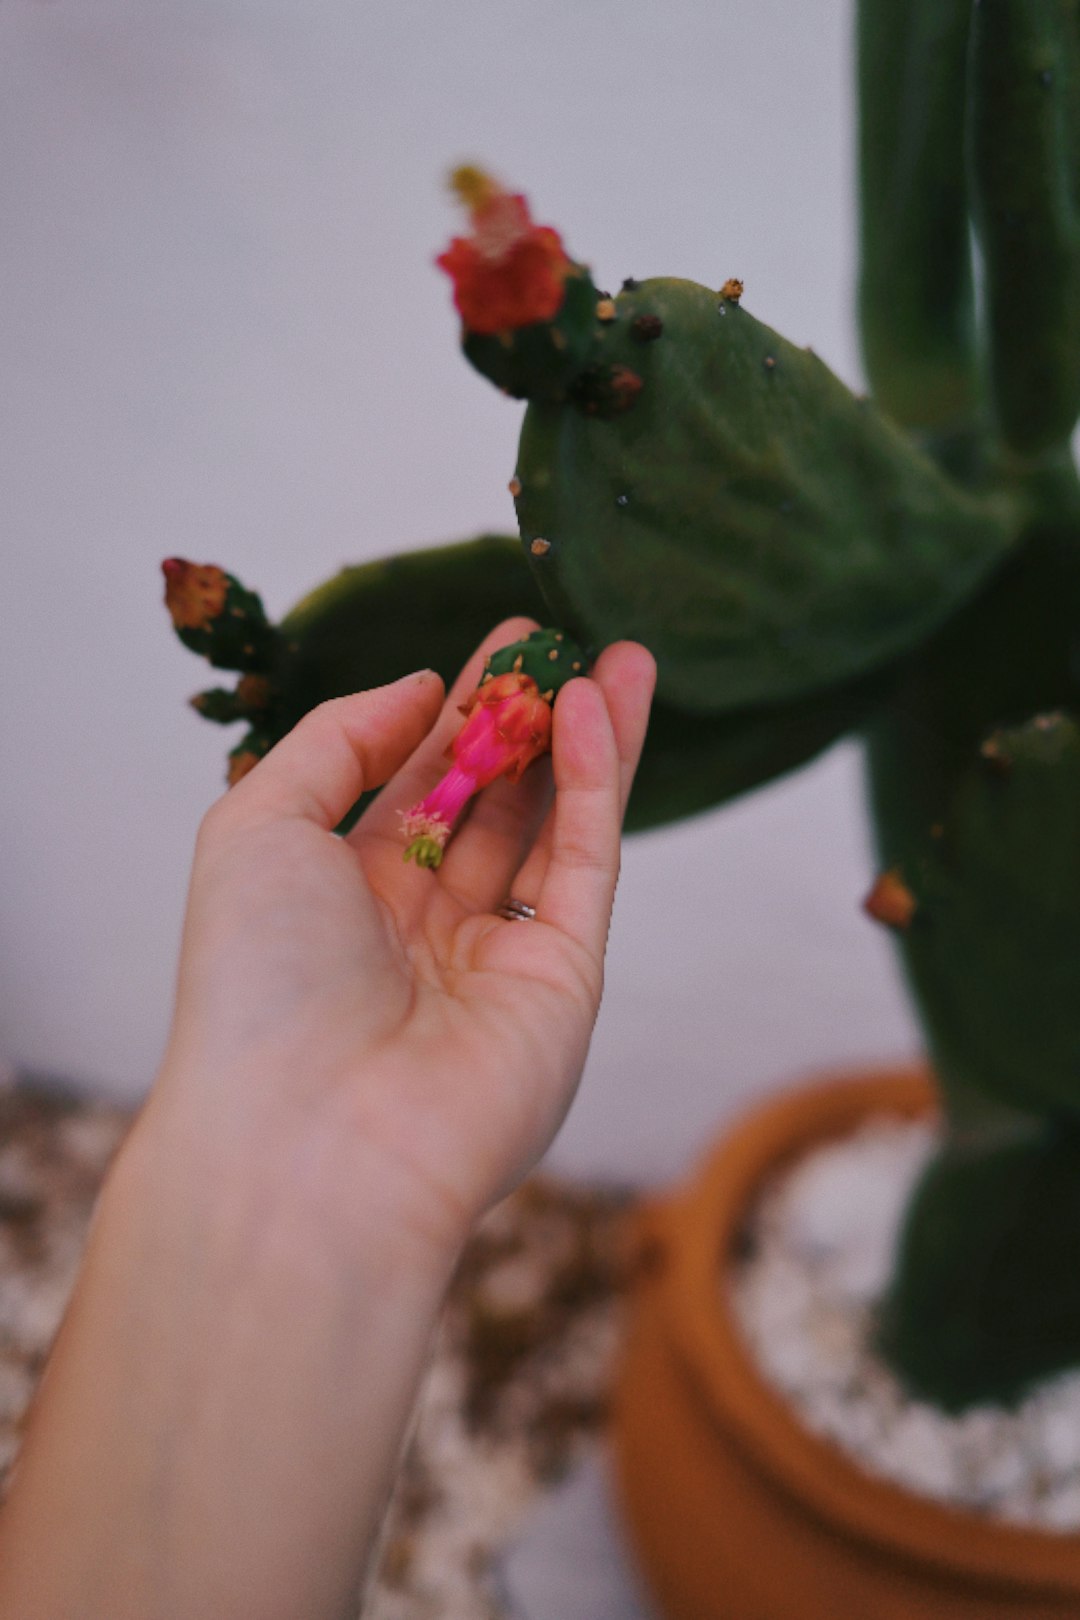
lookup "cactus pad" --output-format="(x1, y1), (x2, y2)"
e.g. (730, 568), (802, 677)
(515, 278), (1017, 714)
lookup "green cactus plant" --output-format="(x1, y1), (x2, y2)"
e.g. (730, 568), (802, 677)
(163, 0), (1080, 1412)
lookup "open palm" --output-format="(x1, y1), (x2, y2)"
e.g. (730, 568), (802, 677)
(156, 619), (655, 1255)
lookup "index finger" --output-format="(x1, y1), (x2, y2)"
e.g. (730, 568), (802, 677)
(211, 672), (445, 832)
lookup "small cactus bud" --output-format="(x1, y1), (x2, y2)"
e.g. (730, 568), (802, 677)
(227, 729), (272, 786)
(190, 673), (274, 729)
(719, 278), (744, 302)
(227, 750), (260, 786)
(163, 559), (229, 631)
(162, 558), (278, 673)
(864, 868), (918, 930)
(477, 626), (587, 700)
(190, 687), (244, 724)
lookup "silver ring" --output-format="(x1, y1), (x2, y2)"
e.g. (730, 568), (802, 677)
(498, 897), (537, 922)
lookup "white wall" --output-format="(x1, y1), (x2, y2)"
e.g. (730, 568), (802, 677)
(0, 0), (919, 1182)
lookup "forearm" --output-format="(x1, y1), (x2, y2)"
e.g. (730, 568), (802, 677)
(0, 1085), (460, 1620)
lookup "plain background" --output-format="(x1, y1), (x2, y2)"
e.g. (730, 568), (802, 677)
(0, 0), (922, 1183)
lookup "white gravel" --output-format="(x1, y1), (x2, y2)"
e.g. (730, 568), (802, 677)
(731, 1116), (1080, 1531)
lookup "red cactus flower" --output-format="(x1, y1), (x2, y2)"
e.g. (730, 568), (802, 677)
(162, 558), (228, 632)
(402, 670), (554, 868)
(436, 167), (573, 336)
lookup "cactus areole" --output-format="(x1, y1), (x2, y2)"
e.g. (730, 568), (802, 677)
(401, 628), (587, 868)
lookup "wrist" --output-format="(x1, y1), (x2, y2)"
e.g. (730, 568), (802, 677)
(125, 1052), (470, 1297)
(0, 1061), (463, 1620)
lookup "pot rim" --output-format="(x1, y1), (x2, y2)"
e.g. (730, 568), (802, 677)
(649, 1066), (1080, 1598)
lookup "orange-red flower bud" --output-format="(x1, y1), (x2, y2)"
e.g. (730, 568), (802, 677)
(436, 168), (573, 336)
(162, 559), (229, 632)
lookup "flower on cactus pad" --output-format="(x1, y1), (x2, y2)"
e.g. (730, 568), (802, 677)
(437, 167), (573, 335)
(402, 627), (588, 869)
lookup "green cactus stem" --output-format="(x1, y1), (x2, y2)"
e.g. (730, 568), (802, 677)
(968, 0), (1080, 455)
(865, 515), (1080, 1126)
(857, 0), (978, 433)
(870, 709), (1080, 1124)
(880, 1123), (1080, 1411)
(514, 278), (1018, 714)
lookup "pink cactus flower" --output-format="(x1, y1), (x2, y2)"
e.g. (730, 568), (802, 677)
(402, 670), (553, 868)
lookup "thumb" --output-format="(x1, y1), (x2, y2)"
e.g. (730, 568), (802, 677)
(219, 671), (446, 830)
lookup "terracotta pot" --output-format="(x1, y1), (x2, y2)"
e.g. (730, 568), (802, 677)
(612, 1069), (1080, 1620)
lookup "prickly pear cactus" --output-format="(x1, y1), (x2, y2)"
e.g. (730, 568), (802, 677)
(162, 0), (1080, 1413)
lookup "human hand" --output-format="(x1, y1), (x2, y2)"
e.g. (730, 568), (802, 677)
(148, 619), (655, 1263)
(0, 623), (653, 1620)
